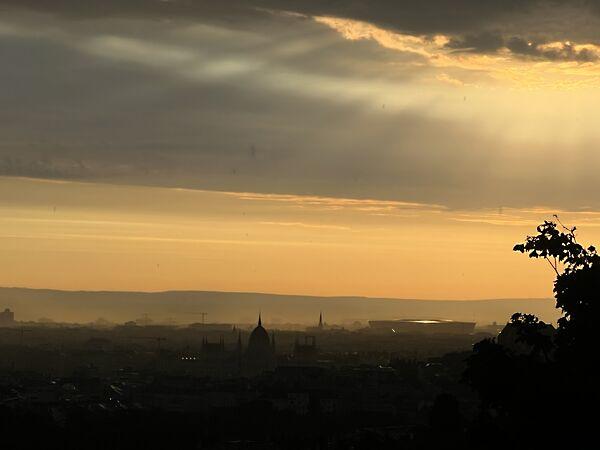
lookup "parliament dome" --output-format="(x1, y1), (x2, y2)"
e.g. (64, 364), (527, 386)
(245, 314), (275, 374)
(247, 314), (271, 355)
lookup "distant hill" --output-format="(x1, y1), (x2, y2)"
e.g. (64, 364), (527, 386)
(0, 287), (559, 326)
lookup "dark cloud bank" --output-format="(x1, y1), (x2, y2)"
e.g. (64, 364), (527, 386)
(1, 1), (600, 209)
(3, 1), (600, 48)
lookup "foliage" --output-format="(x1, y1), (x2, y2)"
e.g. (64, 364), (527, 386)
(507, 313), (553, 360)
(513, 217), (600, 354)
(512, 218), (598, 275)
(462, 217), (599, 448)
(463, 338), (513, 409)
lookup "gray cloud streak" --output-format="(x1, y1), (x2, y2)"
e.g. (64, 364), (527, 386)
(1, 4), (600, 210)
(3, 1), (600, 53)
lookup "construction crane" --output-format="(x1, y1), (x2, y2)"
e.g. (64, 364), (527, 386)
(183, 312), (208, 324)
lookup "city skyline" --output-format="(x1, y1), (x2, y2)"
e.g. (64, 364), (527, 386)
(1, 3), (598, 449)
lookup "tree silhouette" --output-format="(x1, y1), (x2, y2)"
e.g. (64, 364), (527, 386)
(508, 312), (553, 362)
(463, 218), (600, 449)
(513, 217), (600, 359)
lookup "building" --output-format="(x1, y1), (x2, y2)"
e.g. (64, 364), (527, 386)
(245, 314), (276, 375)
(306, 312), (325, 333)
(0, 308), (15, 327)
(292, 335), (318, 364)
(368, 319), (476, 335)
(189, 323), (234, 332)
(497, 321), (555, 356)
(306, 311), (346, 333)
(477, 321), (505, 336)
(202, 336), (225, 355)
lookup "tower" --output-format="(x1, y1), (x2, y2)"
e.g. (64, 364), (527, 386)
(245, 313), (275, 375)
(237, 330), (243, 374)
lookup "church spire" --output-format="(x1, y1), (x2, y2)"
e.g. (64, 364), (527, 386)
(319, 311), (323, 329)
(258, 312), (262, 327)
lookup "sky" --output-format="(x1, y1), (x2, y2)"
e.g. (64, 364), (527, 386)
(2, 0), (600, 299)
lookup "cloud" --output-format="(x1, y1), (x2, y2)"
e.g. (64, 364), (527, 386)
(502, 36), (600, 62)
(3, 1), (600, 50)
(436, 73), (468, 86)
(2, 3), (600, 212)
(0, 156), (89, 179)
(258, 221), (351, 231)
(228, 192), (445, 212)
(0, 1), (543, 34)
(446, 31), (505, 53)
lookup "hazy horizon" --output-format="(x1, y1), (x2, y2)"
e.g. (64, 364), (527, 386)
(0, 286), (559, 326)
(1, 283), (553, 301)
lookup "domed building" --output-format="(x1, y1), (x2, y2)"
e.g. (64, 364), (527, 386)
(245, 314), (276, 375)
(0, 308), (15, 327)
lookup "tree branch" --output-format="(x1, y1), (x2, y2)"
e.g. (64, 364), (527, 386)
(545, 256), (559, 276)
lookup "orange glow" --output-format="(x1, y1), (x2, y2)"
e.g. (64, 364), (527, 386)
(3, 177), (599, 300)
